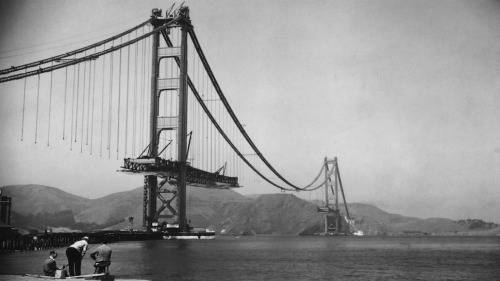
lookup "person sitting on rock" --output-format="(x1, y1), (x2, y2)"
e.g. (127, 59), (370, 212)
(43, 250), (65, 277)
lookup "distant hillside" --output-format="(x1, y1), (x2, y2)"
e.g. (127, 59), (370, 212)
(76, 188), (144, 225)
(213, 194), (322, 235)
(0, 184), (250, 232)
(321, 202), (499, 235)
(1, 185), (95, 231)
(2, 184), (498, 235)
(2, 185), (90, 216)
(102, 185), (250, 230)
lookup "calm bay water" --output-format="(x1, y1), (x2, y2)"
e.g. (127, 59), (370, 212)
(1, 236), (499, 280)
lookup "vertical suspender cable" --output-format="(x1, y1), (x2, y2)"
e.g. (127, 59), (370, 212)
(34, 73), (40, 144)
(90, 55), (97, 154)
(216, 90), (219, 171)
(132, 30), (138, 156)
(233, 125), (236, 175)
(108, 50), (114, 158)
(205, 74), (209, 171)
(81, 59), (87, 152)
(211, 87), (214, 171)
(196, 55), (202, 169)
(75, 62), (80, 143)
(146, 30), (151, 151)
(70, 63), (76, 150)
(117, 37), (123, 159)
(190, 51), (195, 165)
(86, 59), (92, 145)
(63, 65), (68, 140)
(216, 95), (219, 169)
(209, 80), (213, 171)
(139, 33), (144, 151)
(47, 62), (54, 146)
(196, 54), (200, 167)
(190, 52), (194, 165)
(165, 90), (168, 159)
(163, 60), (167, 158)
(190, 78), (194, 164)
(100, 49), (106, 157)
(169, 61), (174, 159)
(205, 83), (208, 170)
(124, 35), (131, 157)
(241, 136), (244, 181)
(200, 59), (204, 169)
(238, 134), (241, 179)
(75, 61), (81, 142)
(195, 59), (199, 166)
(140, 27), (147, 150)
(146, 30), (151, 152)
(201, 67), (204, 169)
(207, 77), (211, 170)
(168, 68), (170, 157)
(20, 70), (27, 141)
(142, 33), (148, 152)
(232, 117), (235, 175)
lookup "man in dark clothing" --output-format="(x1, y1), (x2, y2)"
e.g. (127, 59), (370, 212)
(65, 236), (89, 276)
(90, 240), (112, 274)
(43, 251), (64, 277)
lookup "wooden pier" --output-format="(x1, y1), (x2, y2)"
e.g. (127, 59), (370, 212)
(0, 231), (162, 252)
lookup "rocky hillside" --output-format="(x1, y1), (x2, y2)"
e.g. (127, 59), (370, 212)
(2, 184), (499, 235)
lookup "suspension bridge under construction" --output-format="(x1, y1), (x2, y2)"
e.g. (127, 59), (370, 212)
(0, 6), (353, 237)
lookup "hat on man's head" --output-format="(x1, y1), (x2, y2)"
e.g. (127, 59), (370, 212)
(82, 236), (89, 241)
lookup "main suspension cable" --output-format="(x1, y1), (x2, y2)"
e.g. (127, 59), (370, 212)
(160, 30), (294, 191)
(0, 19), (150, 75)
(188, 28), (313, 190)
(0, 22), (174, 83)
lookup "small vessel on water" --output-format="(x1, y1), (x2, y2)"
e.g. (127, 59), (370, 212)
(353, 230), (364, 236)
(161, 224), (215, 240)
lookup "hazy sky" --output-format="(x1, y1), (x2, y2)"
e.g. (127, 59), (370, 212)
(0, 0), (499, 222)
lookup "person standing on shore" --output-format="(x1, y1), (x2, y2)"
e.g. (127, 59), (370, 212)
(65, 236), (89, 276)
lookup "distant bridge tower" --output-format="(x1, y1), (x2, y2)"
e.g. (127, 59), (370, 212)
(0, 189), (12, 225)
(317, 157), (351, 235)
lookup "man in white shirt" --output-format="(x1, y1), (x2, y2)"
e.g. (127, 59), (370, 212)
(65, 236), (89, 276)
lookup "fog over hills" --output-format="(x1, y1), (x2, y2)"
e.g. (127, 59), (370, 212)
(2, 185), (498, 235)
